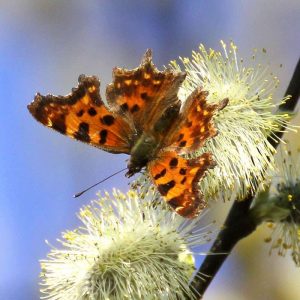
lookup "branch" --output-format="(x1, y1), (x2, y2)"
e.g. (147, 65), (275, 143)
(189, 57), (300, 299)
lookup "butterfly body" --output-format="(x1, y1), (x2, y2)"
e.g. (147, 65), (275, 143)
(127, 132), (158, 176)
(28, 50), (227, 218)
(127, 104), (181, 177)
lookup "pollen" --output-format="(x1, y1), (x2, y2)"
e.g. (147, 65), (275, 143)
(169, 40), (293, 203)
(264, 237), (272, 243)
(40, 189), (208, 299)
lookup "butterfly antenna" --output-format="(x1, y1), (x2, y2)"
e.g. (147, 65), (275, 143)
(73, 167), (127, 198)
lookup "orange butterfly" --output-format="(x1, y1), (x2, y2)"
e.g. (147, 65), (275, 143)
(28, 50), (227, 218)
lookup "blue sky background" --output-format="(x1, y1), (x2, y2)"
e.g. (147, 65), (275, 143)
(0, 1), (299, 299)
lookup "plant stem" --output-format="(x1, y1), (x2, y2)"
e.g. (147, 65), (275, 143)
(189, 57), (300, 299)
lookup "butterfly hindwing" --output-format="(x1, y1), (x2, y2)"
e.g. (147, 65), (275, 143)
(28, 75), (133, 154)
(148, 151), (215, 218)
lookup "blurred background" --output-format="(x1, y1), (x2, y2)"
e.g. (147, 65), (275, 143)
(0, 0), (299, 299)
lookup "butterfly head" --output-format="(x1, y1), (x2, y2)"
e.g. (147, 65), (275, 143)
(126, 154), (149, 177)
(125, 163), (144, 178)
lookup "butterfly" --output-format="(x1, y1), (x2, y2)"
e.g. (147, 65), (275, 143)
(28, 50), (227, 218)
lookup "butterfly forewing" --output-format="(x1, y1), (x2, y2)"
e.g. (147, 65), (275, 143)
(28, 75), (133, 154)
(106, 49), (186, 134)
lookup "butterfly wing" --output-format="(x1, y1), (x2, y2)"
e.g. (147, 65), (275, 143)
(28, 75), (133, 154)
(148, 151), (215, 218)
(28, 51), (187, 155)
(148, 89), (227, 218)
(165, 88), (228, 154)
(106, 49), (186, 135)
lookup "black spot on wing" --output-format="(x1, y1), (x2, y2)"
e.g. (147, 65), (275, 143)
(169, 157), (178, 168)
(167, 196), (181, 210)
(140, 92), (151, 101)
(180, 177), (187, 184)
(88, 107), (97, 116)
(157, 180), (175, 196)
(130, 104), (140, 113)
(154, 168), (166, 180)
(76, 109), (84, 117)
(120, 103), (129, 112)
(101, 115), (115, 126)
(179, 168), (187, 175)
(179, 140), (187, 147)
(74, 122), (90, 142)
(52, 115), (66, 134)
(99, 129), (108, 144)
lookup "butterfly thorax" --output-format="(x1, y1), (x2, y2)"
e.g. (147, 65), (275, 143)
(126, 133), (159, 177)
(126, 104), (181, 177)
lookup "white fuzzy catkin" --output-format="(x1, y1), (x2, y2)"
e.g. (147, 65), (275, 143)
(40, 188), (213, 299)
(170, 41), (291, 201)
(256, 145), (300, 266)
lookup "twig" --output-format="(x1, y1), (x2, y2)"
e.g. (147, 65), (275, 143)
(189, 57), (300, 299)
